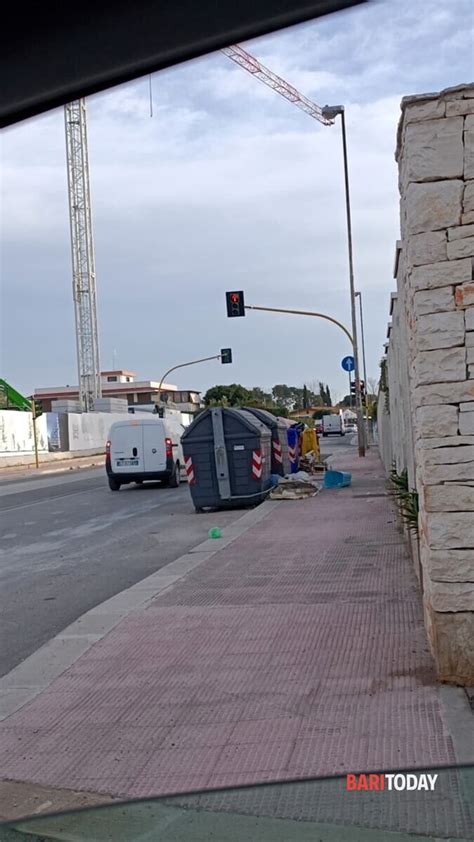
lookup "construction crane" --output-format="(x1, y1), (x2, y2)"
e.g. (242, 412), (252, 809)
(64, 99), (101, 412)
(62, 47), (328, 415)
(221, 44), (334, 127)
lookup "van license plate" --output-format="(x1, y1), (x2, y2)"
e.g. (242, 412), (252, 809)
(117, 458), (139, 466)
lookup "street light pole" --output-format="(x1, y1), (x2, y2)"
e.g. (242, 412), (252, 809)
(355, 290), (369, 446)
(244, 304), (353, 346)
(156, 354), (223, 408)
(322, 104), (365, 457)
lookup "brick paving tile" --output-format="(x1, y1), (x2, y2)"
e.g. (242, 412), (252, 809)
(0, 449), (467, 835)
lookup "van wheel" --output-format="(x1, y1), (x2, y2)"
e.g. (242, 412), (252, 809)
(195, 506), (204, 514)
(108, 477), (121, 491)
(169, 461), (180, 488)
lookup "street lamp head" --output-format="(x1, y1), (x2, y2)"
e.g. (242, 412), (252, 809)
(322, 104), (345, 119)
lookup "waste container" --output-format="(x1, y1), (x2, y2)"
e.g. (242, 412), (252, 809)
(287, 426), (300, 473)
(182, 407), (272, 511)
(243, 407), (291, 476)
(324, 470), (352, 489)
(300, 426), (321, 462)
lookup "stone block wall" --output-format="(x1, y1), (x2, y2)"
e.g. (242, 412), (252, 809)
(384, 84), (474, 684)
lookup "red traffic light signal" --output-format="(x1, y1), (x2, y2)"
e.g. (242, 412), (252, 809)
(226, 290), (245, 317)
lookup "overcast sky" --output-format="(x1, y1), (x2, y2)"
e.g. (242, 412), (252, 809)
(1, 0), (473, 402)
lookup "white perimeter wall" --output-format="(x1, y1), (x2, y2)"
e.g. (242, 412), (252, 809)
(0, 411), (150, 456)
(0, 411), (48, 453)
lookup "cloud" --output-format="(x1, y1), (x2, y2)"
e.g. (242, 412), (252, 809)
(1, 0), (472, 398)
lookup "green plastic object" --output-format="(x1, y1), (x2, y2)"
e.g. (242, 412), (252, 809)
(208, 527), (222, 539)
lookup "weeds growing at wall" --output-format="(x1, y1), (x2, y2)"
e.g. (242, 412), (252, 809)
(389, 464), (419, 534)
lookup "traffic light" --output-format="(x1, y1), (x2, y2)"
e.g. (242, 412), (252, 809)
(220, 348), (232, 364)
(32, 400), (43, 418)
(350, 381), (356, 395)
(360, 381), (366, 397)
(226, 290), (245, 318)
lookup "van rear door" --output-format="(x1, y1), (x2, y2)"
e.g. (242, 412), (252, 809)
(143, 421), (167, 473)
(111, 421), (143, 474)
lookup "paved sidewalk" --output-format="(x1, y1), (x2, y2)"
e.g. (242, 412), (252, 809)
(1, 451), (472, 830)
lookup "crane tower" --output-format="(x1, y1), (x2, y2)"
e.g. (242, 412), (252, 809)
(64, 99), (101, 411)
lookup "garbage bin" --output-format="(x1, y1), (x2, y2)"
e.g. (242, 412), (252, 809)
(324, 470), (352, 489)
(182, 407), (272, 511)
(243, 407), (291, 476)
(287, 426), (300, 473)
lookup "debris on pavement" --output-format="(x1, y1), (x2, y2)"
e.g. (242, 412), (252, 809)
(324, 469), (352, 489)
(270, 470), (322, 499)
(208, 527), (222, 539)
(298, 449), (327, 476)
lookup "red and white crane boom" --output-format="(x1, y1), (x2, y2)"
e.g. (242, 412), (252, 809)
(221, 43), (334, 126)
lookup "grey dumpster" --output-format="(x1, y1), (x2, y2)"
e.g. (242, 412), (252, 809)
(242, 407), (291, 476)
(181, 407), (272, 511)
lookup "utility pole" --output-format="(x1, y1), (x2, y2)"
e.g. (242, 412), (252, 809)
(65, 99), (101, 412)
(321, 105), (365, 456)
(356, 290), (369, 446)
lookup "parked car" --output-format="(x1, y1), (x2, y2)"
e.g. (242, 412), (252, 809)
(315, 421), (323, 435)
(106, 416), (184, 491)
(345, 423), (357, 434)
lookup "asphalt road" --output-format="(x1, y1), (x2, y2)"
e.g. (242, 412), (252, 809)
(0, 469), (244, 677)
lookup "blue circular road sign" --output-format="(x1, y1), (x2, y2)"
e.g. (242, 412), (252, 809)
(341, 355), (355, 372)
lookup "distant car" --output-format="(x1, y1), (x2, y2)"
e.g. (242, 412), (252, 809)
(315, 421), (323, 435)
(345, 423), (357, 434)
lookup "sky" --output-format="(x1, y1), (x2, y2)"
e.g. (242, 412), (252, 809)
(1, 0), (473, 403)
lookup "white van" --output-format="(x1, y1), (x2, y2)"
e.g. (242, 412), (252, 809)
(106, 417), (184, 491)
(322, 414), (345, 437)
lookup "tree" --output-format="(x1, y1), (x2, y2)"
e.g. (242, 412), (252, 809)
(247, 386), (273, 406)
(203, 384), (251, 406)
(318, 382), (332, 407)
(272, 384), (294, 409)
(272, 385), (301, 410)
(259, 404), (289, 418)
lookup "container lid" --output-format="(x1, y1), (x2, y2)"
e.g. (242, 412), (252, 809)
(182, 407), (271, 441)
(242, 406), (281, 431)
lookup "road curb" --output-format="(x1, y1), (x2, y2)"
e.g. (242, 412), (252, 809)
(0, 500), (280, 721)
(0, 460), (103, 483)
